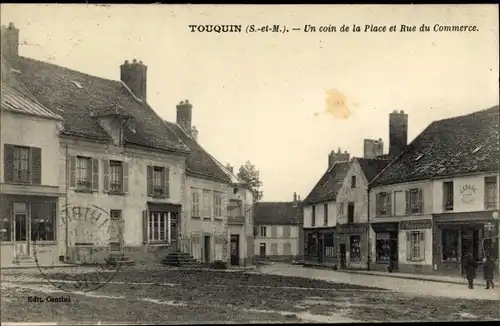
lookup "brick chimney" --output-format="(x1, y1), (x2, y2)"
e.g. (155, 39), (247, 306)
(389, 110), (408, 158)
(328, 147), (350, 167)
(363, 138), (384, 158)
(1, 23), (20, 68)
(120, 59), (147, 100)
(176, 100), (192, 135)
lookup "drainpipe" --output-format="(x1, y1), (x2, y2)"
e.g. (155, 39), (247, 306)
(65, 144), (69, 262)
(366, 186), (371, 271)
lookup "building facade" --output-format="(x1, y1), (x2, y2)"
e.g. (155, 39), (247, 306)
(254, 194), (302, 261)
(369, 106), (500, 276)
(0, 54), (64, 267)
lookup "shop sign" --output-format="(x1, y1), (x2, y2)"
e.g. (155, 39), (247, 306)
(400, 219), (432, 230)
(338, 224), (366, 234)
(460, 184), (477, 204)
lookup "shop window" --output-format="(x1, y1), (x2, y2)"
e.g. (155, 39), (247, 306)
(324, 232), (335, 257)
(376, 232), (392, 263)
(31, 202), (56, 241)
(441, 229), (460, 261)
(349, 235), (361, 261)
(406, 231), (425, 261)
(305, 233), (316, 255)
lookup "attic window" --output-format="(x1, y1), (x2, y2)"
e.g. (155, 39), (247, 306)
(70, 81), (83, 89)
(414, 154), (424, 162)
(10, 69), (21, 74)
(472, 145), (483, 154)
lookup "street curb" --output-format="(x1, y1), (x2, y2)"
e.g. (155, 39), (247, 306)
(1, 264), (78, 270)
(334, 269), (466, 285)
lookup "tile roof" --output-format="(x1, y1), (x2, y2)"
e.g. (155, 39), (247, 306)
(303, 161), (350, 205)
(165, 121), (231, 182)
(356, 157), (391, 183)
(13, 56), (189, 153)
(254, 202), (303, 225)
(370, 106), (500, 187)
(1, 82), (62, 120)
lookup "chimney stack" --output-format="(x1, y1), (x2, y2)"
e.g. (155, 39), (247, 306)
(191, 126), (198, 141)
(226, 163), (234, 174)
(328, 148), (350, 167)
(363, 138), (384, 158)
(176, 100), (192, 135)
(389, 110), (408, 158)
(120, 59), (148, 100)
(1, 23), (20, 68)
(293, 192), (298, 207)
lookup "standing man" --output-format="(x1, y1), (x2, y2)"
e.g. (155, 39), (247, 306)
(464, 254), (478, 289)
(483, 255), (496, 289)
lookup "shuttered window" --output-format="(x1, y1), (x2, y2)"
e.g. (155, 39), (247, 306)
(406, 189), (423, 215)
(102, 160), (128, 195)
(147, 166), (170, 198)
(4, 144), (42, 185)
(407, 231), (425, 261)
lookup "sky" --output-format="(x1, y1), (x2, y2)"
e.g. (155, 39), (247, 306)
(2, 4), (499, 201)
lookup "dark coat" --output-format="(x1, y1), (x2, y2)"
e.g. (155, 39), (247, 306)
(464, 256), (477, 279)
(483, 258), (496, 280)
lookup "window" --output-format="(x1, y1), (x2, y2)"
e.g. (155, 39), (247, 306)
(349, 235), (361, 261)
(485, 176), (498, 209)
(271, 243), (278, 255)
(407, 189), (423, 214)
(0, 214), (11, 241)
(202, 190), (212, 218)
(30, 202), (56, 241)
(259, 226), (267, 237)
(347, 202), (354, 223)
(282, 225), (291, 237)
(109, 210), (122, 249)
(441, 229), (459, 261)
(109, 160), (123, 193)
(443, 181), (454, 211)
(375, 233), (393, 263)
(76, 156), (92, 191)
(377, 192), (392, 216)
(110, 210), (121, 220)
(271, 226), (277, 237)
(191, 190), (200, 218)
(323, 204), (328, 226)
(351, 176), (356, 188)
(214, 192), (223, 218)
(283, 242), (291, 256)
(153, 166), (165, 197)
(407, 231), (425, 261)
(13, 146), (30, 182)
(148, 212), (172, 243)
(259, 243), (266, 257)
(324, 232), (335, 257)
(311, 205), (316, 226)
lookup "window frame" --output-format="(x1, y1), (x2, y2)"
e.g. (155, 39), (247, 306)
(443, 181), (454, 211)
(311, 205), (316, 226)
(191, 189), (201, 218)
(147, 211), (171, 244)
(351, 175), (356, 188)
(407, 230), (425, 262)
(323, 203), (328, 226)
(13, 145), (31, 183)
(76, 156), (92, 192)
(259, 226), (267, 237)
(347, 202), (355, 223)
(109, 160), (124, 193)
(349, 235), (361, 261)
(485, 176), (498, 210)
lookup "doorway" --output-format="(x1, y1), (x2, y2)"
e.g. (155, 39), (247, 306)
(204, 235), (211, 263)
(259, 243), (266, 258)
(13, 202), (30, 259)
(389, 232), (399, 272)
(318, 237), (324, 263)
(230, 234), (240, 266)
(339, 243), (347, 268)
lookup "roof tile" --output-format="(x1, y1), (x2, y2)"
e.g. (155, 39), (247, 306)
(303, 161), (350, 205)
(254, 202), (303, 225)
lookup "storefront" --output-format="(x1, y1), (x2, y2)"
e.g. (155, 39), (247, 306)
(433, 211), (499, 277)
(370, 222), (399, 272)
(303, 227), (337, 266)
(337, 223), (367, 269)
(0, 195), (60, 267)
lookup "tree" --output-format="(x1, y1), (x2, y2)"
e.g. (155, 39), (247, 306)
(237, 160), (263, 203)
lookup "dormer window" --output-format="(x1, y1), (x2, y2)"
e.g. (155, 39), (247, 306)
(414, 154), (424, 162)
(70, 80), (83, 89)
(472, 145), (483, 154)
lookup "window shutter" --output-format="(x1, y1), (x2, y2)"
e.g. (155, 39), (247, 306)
(164, 167), (170, 198)
(147, 166), (153, 196)
(142, 210), (148, 244)
(405, 190), (410, 215)
(103, 160), (109, 192)
(4, 144), (14, 182)
(122, 162), (129, 193)
(91, 158), (99, 191)
(387, 192), (392, 216)
(69, 155), (77, 189)
(406, 231), (411, 260)
(418, 189), (423, 213)
(419, 231), (425, 260)
(31, 147), (42, 185)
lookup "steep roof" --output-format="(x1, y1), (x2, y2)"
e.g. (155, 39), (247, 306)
(303, 161), (350, 205)
(165, 121), (230, 182)
(254, 202), (303, 225)
(356, 157), (391, 183)
(13, 56), (189, 153)
(370, 106), (500, 187)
